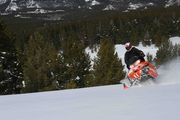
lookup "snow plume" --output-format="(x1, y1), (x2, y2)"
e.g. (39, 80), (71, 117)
(0, 0), (7, 5)
(157, 58), (180, 85)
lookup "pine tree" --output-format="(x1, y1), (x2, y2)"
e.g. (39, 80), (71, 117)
(57, 35), (91, 89)
(155, 40), (173, 65)
(0, 20), (22, 95)
(93, 38), (125, 86)
(146, 53), (153, 63)
(23, 32), (57, 92)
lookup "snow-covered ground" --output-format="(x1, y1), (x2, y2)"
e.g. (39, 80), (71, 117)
(0, 37), (180, 120)
(0, 69), (180, 120)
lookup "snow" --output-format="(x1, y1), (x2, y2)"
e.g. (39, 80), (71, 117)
(103, 5), (116, 10)
(148, 2), (154, 6)
(1, 52), (7, 54)
(84, 0), (100, 6)
(91, 0), (100, 6)
(0, 37), (180, 120)
(128, 3), (143, 10)
(27, 9), (50, 14)
(85, 47), (98, 66)
(26, 0), (40, 9)
(165, 0), (180, 7)
(127, 2), (155, 10)
(5, 0), (19, 11)
(169, 36), (180, 45)
(0, 77), (180, 120)
(157, 58), (180, 85)
(0, 0), (6, 5)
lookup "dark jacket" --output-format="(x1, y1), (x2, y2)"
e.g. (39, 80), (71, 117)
(124, 47), (145, 69)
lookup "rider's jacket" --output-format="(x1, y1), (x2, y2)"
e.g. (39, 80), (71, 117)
(124, 47), (145, 69)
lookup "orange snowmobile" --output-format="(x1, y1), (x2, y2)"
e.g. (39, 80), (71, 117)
(127, 56), (158, 86)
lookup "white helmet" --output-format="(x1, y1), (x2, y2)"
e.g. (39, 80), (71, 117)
(125, 42), (132, 50)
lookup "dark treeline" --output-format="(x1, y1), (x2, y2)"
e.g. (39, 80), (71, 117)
(0, 6), (180, 95)
(2, 7), (180, 50)
(35, 6), (180, 48)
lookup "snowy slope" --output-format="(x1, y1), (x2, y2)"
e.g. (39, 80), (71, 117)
(0, 80), (180, 120)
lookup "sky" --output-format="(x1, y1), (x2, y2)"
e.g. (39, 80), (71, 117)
(0, 37), (180, 120)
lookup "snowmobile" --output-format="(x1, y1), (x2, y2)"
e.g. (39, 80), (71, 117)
(125, 56), (158, 87)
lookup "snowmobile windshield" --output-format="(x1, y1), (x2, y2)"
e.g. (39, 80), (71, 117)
(128, 56), (139, 65)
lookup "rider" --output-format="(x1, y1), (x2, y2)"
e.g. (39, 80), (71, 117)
(124, 42), (145, 70)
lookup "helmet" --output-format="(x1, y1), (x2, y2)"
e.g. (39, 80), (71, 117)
(125, 42), (132, 50)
